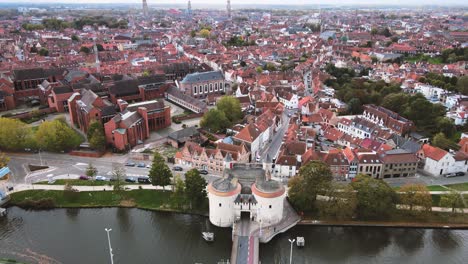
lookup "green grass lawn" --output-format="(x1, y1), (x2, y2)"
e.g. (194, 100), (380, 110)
(426, 185), (449, 192)
(444, 183), (468, 191)
(9, 189), (207, 213)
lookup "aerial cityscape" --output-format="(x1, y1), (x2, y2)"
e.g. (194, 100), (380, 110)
(0, 0), (467, 263)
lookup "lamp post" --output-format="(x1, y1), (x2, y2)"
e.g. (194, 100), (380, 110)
(104, 228), (114, 264)
(288, 238), (295, 264)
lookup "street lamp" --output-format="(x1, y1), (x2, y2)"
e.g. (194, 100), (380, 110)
(104, 228), (114, 264)
(288, 238), (295, 264)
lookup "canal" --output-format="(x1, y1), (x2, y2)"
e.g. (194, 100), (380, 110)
(1, 207), (467, 264)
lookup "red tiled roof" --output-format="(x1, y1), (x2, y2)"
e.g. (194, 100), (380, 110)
(422, 144), (448, 161)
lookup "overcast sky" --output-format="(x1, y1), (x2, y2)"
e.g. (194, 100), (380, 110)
(5, 0), (467, 6)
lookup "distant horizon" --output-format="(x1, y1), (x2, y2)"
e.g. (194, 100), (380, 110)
(1, 0), (467, 7)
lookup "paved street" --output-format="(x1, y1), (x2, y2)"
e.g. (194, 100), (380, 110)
(6, 151), (221, 186)
(259, 110), (293, 162)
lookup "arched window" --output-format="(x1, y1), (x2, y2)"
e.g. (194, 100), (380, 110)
(219, 82), (223, 91)
(209, 83), (213, 92)
(215, 83), (218, 91)
(193, 86), (197, 94)
(199, 86), (202, 94)
(204, 85), (208, 93)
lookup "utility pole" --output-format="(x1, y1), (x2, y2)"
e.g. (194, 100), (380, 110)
(288, 238), (295, 264)
(105, 228), (114, 264)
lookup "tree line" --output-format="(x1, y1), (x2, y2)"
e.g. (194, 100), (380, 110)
(288, 161), (466, 220)
(0, 117), (82, 152)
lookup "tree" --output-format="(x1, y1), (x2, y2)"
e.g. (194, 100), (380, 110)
(436, 117), (456, 138)
(199, 29), (210, 38)
(38, 48), (49, 56)
(111, 164), (126, 193)
(184, 169), (207, 209)
(148, 152), (172, 190)
(457, 76), (468, 95)
(35, 120), (82, 152)
(432, 132), (459, 151)
(347, 98), (362, 114)
(0, 151), (9, 168)
(96, 44), (104, 52)
(440, 190), (465, 213)
(80, 46), (91, 54)
(398, 184), (432, 214)
(350, 174), (397, 220)
(382, 93), (409, 114)
(200, 109), (230, 133)
(85, 162), (98, 177)
(71, 35), (80, 42)
(216, 96), (242, 124)
(172, 174), (186, 208)
(240, 61), (247, 67)
(0, 118), (35, 150)
(87, 121), (106, 151)
(318, 184), (357, 220)
(288, 161), (333, 212)
(256, 66), (263, 74)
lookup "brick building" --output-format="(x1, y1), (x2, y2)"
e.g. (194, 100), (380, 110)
(48, 86), (74, 112)
(179, 71), (225, 99)
(104, 100), (171, 151)
(0, 79), (15, 111)
(68, 89), (117, 133)
(11, 68), (66, 104)
(362, 104), (415, 136)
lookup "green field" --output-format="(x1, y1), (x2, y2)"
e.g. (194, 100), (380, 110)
(444, 183), (468, 191)
(426, 185), (449, 192)
(9, 189), (207, 214)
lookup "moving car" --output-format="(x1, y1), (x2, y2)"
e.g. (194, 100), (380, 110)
(173, 166), (183, 171)
(79, 175), (90, 180)
(199, 169), (209, 175)
(137, 163), (146, 168)
(95, 176), (108, 181)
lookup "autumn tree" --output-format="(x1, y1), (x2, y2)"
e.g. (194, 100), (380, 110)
(350, 174), (397, 220)
(0, 117), (35, 150)
(111, 164), (126, 193)
(398, 184), (432, 215)
(288, 161), (333, 212)
(318, 183), (357, 220)
(172, 174), (186, 208)
(35, 119), (82, 152)
(184, 169), (207, 209)
(0, 152), (10, 167)
(440, 190), (465, 213)
(199, 29), (210, 38)
(148, 152), (172, 190)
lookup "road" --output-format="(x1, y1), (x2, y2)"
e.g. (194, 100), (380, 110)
(6, 151), (221, 185)
(259, 109), (293, 162)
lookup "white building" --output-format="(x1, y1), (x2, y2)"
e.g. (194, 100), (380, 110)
(207, 166), (286, 227)
(418, 144), (467, 176)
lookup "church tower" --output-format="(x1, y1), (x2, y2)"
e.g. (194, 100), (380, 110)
(142, 0), (149, 17)
(227, 0), (231, 19)
(187, 0), (192, 16)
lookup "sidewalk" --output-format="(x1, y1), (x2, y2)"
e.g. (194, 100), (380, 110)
(8, 183), (169, 194)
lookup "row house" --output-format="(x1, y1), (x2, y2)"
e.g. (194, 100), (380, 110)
(380, 150), (419, 178)
(233, 110), (277, 160)
(104, 100), (171, 151)
(179, 71), (226, 99)
(273, 141), (307, 178)
(361, 104), (415, 136)
(175, 141), (250, 172)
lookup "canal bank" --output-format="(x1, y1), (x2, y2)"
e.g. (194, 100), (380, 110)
(299, 219), (468, 230)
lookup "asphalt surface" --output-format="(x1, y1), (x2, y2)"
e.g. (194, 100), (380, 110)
(259, 110), (293, 162)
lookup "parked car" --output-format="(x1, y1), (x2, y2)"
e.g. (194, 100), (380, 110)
(456, 172), (466, 176)
(146, 164), (151, 168)
(137, 163), (146, 168)
(199, 169), (209, 175)
(79, 175), (90, 180)
(125, 161), (136, 167)
(445, 173), (460, 178)
(125, 177), (137, 183)
(173, 166), (183, 171)
(137, 176), (151, 184)
(95, 176), (108, 181)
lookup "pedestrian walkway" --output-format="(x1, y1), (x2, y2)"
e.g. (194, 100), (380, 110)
(7, 183), (167, 194)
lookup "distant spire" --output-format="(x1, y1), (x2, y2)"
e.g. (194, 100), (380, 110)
(227, 0), (231, 19)
(187, 0), (192, 16)
(142, 0), (149, 17)
(93, 38), (100, 74)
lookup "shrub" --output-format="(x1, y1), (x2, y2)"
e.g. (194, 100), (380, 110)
(17, 198), (56, 210)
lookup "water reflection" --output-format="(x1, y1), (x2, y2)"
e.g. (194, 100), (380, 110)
(432, 229), (460, 251)
(65, 208), (80, 221)
(392, 229), (425, 254)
